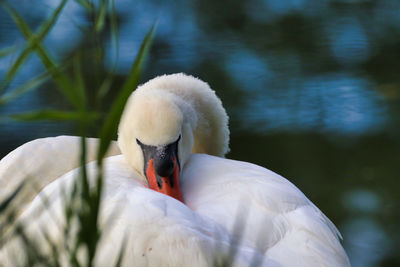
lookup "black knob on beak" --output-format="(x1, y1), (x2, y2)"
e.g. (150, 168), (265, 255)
(154, 149), (175, 178)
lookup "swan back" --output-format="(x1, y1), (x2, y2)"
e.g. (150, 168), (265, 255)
(118, 73), (230, 176)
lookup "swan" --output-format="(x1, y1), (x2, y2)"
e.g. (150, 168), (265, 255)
(0, 73), (350, 266)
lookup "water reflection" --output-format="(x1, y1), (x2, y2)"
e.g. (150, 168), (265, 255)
(105, 0), (199, 73)
(343, 217), (389, 267)
(342, 190), (393, 266)
(238, 73), (387, 134)
(327, 18), (370, 66)
(1, 0), (399, 266)
(343, 189), (381, 214)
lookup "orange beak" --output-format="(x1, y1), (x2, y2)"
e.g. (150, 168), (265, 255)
(146, 157), (183, 202)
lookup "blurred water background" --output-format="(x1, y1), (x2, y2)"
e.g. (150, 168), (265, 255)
(0, 0), (399, 266)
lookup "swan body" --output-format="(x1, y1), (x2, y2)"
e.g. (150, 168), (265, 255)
(0, 74), (350, 266)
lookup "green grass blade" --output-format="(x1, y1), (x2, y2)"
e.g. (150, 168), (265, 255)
(10, 110), (99, 122)
(0, 69), (52, 106)
(73, 54), (87, 110)
(0, 46), (16, 58)
(0, 0), (66, 90)
(0, 43), (34, 95)
(0, 0), (36, 93)
(96, 0), (119, 100)
(0, 1), (34, 42)
(97, 75), (113, 100)
(73, 136), (102, 267)
(36, 0), (68, 41)
(95, 0), (108, 32)
(35, 51), (81, 109)
(74, 0), (94, 12)
(1, 0), (81, 108)
(97, 23), (156, 161)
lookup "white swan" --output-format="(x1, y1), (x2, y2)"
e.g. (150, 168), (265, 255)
(0, 73), (350, 266)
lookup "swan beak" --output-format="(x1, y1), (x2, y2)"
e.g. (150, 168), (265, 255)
(145, 157), (183, 202)
(137, 137), (183, 202)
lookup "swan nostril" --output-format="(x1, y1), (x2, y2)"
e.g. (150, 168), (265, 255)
(154, 158), (174, 178)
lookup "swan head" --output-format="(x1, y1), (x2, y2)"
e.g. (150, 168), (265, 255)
(118, 73), (229, 202)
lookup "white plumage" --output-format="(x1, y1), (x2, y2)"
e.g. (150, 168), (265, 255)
(0, 74), (350, 266)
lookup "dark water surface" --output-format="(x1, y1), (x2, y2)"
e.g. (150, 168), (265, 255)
(1, 0), (400, 266)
